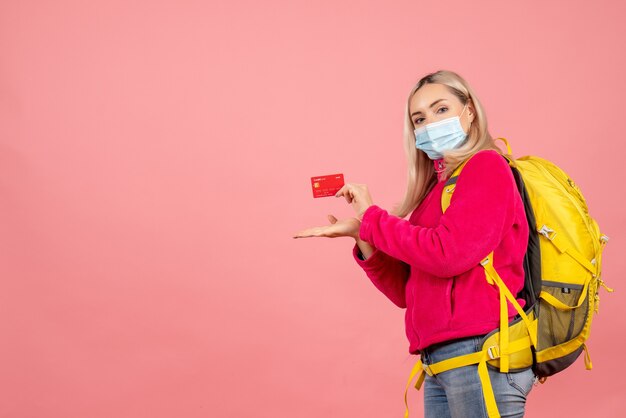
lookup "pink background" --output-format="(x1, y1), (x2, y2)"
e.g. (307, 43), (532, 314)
(1, 1), (625, 417)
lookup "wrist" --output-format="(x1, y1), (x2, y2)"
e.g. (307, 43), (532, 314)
(352, 217), (362, 240)
(359, 204), (374, 221)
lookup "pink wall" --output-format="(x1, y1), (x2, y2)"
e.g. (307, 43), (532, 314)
(1, 0), (625, 416)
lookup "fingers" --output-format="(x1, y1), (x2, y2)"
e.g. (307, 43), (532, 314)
(335, 184), (350, 200)
(334, 184), (346, 198)
(292, 226), (324, 239)
(292, 229), (316, 238)
(328, 214), (338, 224)
(335, 184), (354, 203)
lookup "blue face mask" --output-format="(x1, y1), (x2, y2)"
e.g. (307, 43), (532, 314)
(414, 104), (470, 160)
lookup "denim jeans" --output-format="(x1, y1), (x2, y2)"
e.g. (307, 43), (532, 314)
(420, 335), (536, 418)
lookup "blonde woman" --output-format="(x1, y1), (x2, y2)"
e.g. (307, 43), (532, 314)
(294, 70), (536, 417)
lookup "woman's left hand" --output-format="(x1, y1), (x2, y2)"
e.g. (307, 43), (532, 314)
(334, 183), (374, 220)
(293, 215), (361, 239)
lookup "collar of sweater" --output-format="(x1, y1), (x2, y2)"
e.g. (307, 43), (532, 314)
(433, 158), (446, 182)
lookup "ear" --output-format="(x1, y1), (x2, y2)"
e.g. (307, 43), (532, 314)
(467, 101), (476, 121)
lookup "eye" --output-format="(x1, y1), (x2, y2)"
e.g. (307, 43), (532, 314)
(414, 117), (425, 125)
(437, 106), (448, 114)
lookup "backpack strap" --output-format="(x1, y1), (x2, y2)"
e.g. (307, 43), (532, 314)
(403, 333), (535, 418)
(539, 232), (612, 311)
(481, 254), (538, 350)
(440, 157), (471, 213)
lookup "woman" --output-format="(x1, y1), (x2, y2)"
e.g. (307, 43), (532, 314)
(293, 69), (536, 417)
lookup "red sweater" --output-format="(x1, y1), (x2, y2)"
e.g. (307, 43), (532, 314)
(352, 149), (528, 354)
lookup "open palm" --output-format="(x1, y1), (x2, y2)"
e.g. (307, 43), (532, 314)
(293, 215), (361, 239)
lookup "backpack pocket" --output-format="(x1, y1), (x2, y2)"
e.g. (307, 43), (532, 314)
(537, 280), (588, 349)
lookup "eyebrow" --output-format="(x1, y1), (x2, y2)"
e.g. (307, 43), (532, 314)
(410, 98), (447, 117)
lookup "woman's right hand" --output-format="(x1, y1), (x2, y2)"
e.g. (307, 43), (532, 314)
(292, 215), (361, 239)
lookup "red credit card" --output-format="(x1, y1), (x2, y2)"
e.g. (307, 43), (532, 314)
(311, 173), (344, 198)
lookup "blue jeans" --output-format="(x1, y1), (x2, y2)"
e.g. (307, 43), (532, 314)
(420, 335), (536, 418)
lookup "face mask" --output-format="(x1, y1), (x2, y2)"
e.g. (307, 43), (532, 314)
(414, 104), (470, 160)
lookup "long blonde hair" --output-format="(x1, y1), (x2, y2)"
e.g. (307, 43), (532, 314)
(390, 70), (503, 218)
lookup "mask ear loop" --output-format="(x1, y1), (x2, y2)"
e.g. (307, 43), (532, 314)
(459, 103), (471, 134)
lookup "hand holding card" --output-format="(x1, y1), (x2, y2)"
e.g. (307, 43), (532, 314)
(293, 173), (374, 239)
(334, 182), (374, 220)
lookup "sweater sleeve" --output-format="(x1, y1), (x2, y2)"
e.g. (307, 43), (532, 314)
(358, 150), (517, 278)
(352, 242), (410, 308)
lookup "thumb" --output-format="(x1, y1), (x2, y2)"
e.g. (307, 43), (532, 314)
(328, 214), (338, 224)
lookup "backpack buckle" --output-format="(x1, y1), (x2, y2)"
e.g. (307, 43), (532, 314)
(538, 225), (556, 241)
(422, 362), (434, 377)
(487, 346), (500, 360)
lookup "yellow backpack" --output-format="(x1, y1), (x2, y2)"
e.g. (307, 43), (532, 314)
(403, 138), (613, 418)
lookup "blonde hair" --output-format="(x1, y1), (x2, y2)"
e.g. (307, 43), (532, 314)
(390, 70), (503, 218)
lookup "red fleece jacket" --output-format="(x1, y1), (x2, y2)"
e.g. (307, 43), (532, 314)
(352, 149), (528, 354)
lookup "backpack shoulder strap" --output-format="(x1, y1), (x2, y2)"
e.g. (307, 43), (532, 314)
(440, 140), (514, 214)
(440, 158), (470, 213)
